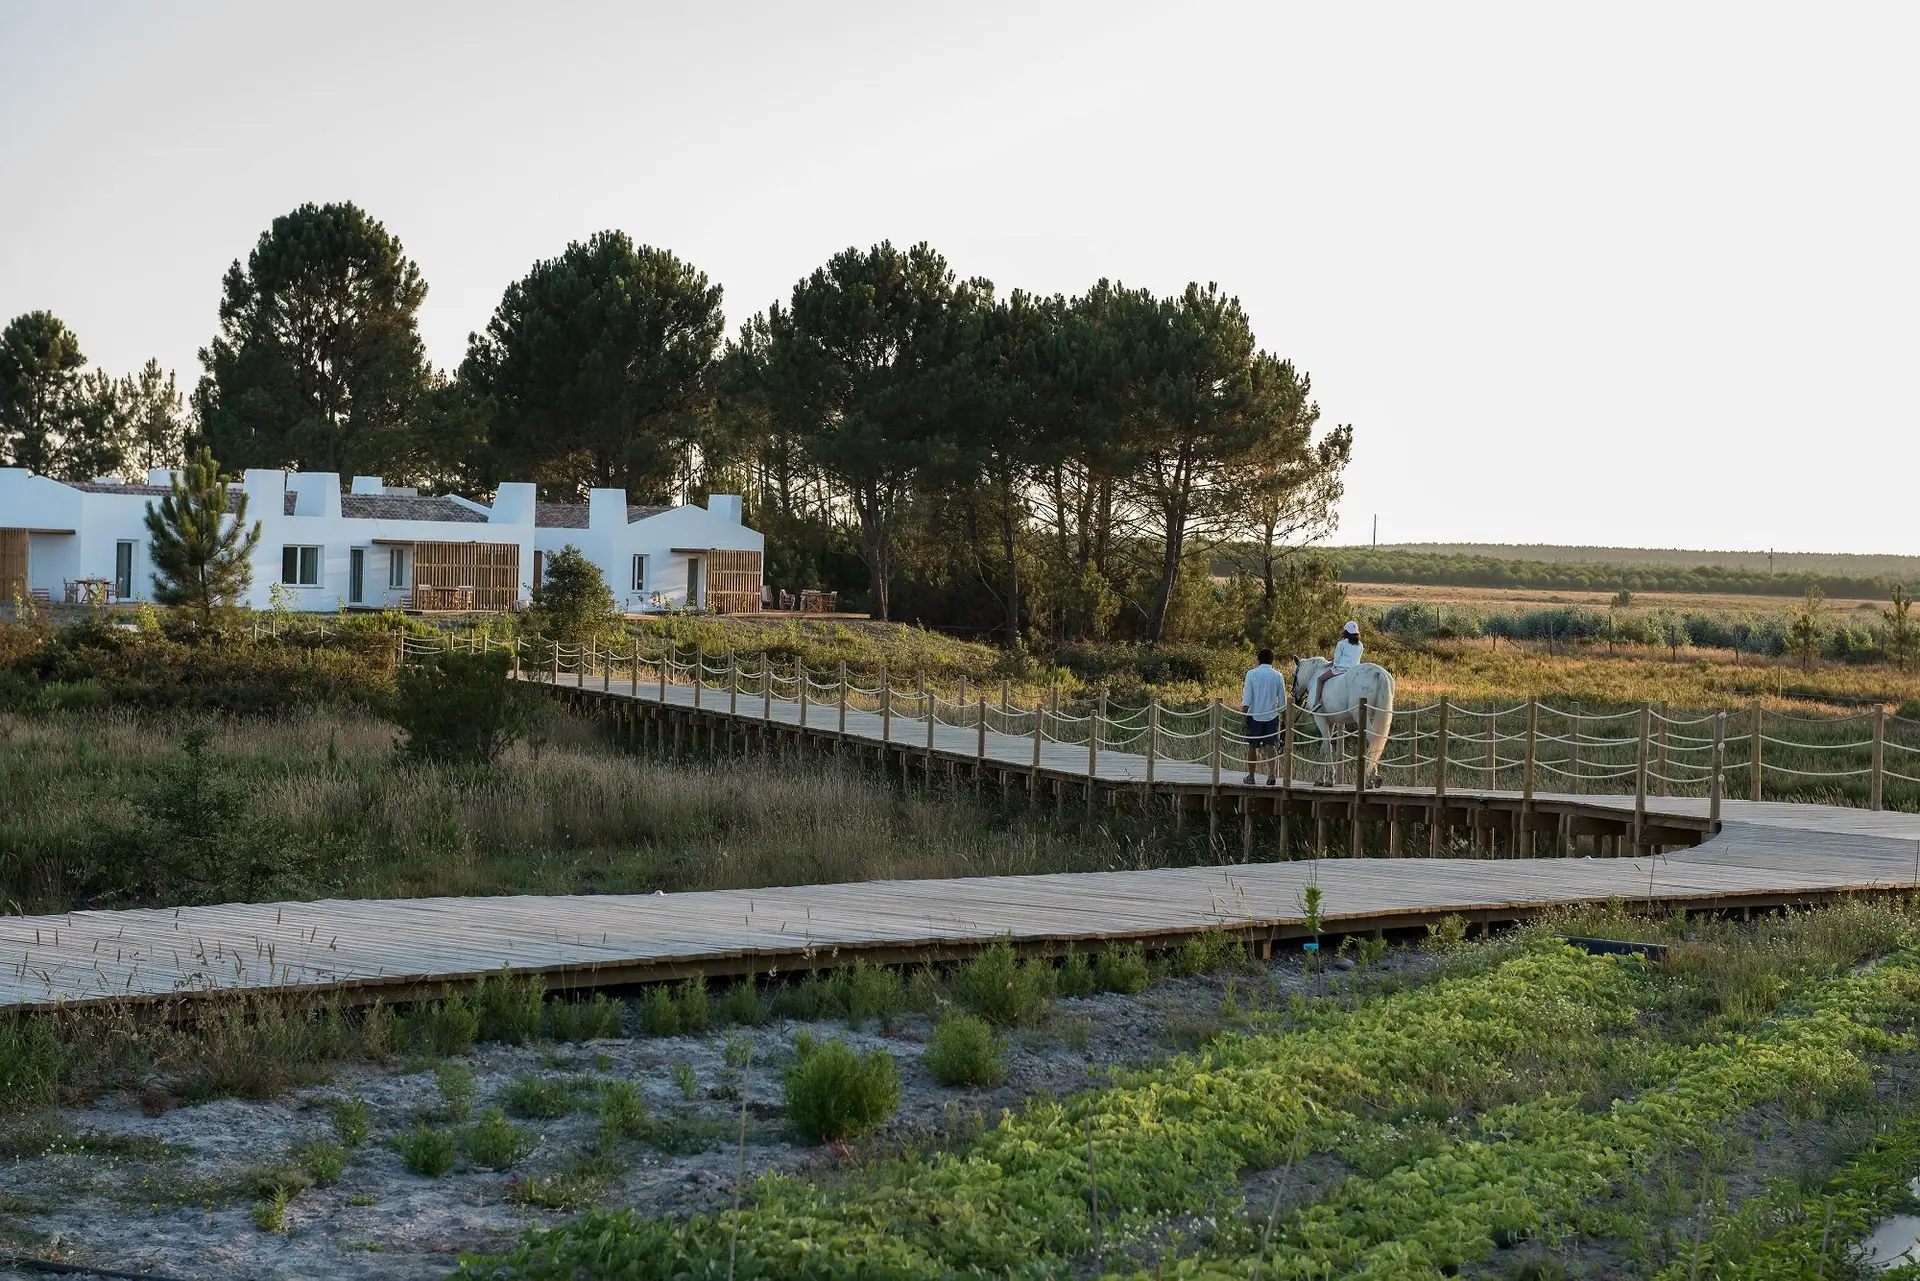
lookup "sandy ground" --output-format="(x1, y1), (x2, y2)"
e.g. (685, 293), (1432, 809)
(0, 953), (1423, 1280)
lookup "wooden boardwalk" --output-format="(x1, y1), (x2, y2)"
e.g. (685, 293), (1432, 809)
(1, 672), (1914, 1012)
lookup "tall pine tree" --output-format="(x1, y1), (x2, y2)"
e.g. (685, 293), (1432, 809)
(144, 449), (263, 621)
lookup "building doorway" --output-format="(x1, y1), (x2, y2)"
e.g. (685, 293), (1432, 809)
(348, 548), (365, 605)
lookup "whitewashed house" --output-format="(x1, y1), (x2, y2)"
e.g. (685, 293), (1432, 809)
(0, 468), (761, 615)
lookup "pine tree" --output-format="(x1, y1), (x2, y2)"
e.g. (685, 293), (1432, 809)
(143, 448), (262, 621)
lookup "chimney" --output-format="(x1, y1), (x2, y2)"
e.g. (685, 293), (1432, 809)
(588, 488), (628, 530)
(708, 494), (743, 524)
(350, 476), (384, 494)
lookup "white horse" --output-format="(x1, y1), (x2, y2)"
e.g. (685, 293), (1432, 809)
(1290, 657), (1396, 787)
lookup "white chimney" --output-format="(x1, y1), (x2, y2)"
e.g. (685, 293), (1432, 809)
(708, 494), (743, 524)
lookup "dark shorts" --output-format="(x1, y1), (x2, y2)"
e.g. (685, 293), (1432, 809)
(1244, 715), (1280, 745)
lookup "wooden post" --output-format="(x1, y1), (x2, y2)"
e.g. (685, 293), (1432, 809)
(1523, 699), (1538, 807)
(658, 643), (669, 703)
(762, 655), (773, 724)
(1485, 706), (1497, 790)
(1710, 710), (1726, 828)
(551, 640), (559, 685)
(693, 648), (703, 709)
(880, 663), (892, 751)
(1655, 701), (1669, 797)
(1282, 699), (1296, 790)
(602, 644), (611, 692)
(975, 692), (987, 776)
(1633, 704), (1650, 852)
(631, 643), (640, 698)
(728, 651), (738, 715)
(512, 640), (521, 681)
(1750, 700), (1763, 802)
(1145, 699), (1159, 787)
(926, 676), (936, 753)
(1430, 697), (1449, 857)
(838, 662), (848, 738)
(1030, 691), (1043, 800)
(1352, 697), (1369, 858)
(1089, 692), (1105, 809)
(1209, 700), (1222, 845)
(1872, 704), (1886, 811)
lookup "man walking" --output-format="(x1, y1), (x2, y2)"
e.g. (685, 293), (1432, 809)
(1242, 647), (1285, 785)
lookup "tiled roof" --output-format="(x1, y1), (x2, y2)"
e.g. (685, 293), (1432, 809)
(67, 482), (297, 515)
(339, 493), (487, 522)
(535, 502), (672, 529)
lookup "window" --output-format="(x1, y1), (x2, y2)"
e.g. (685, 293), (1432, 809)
(114, 541), (134, 600)
(388, 547), (409, 590)
(280, 545), (320, 587)
(631, 554), (647, 592)
(348, 549), (365, 605)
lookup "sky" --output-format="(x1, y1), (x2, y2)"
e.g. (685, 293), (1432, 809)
(2, 1), (1915, 554)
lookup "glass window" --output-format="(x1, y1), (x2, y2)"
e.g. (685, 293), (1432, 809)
(114, 541), (134, 599)
(388, 548), (409, 589)
(631, 554), (646, 592)
(281, 546), (320, 587)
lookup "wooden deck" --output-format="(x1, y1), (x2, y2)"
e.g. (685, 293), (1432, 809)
(2, 672), (1913, 1013)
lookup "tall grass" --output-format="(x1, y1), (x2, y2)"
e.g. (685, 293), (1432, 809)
(0, 707), (1211, 912)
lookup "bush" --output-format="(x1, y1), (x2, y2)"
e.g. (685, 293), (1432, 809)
(673, 979), (711, 1035)
(435, 1060), (477, 1121)
(922, 1014), (1007, 1087)
(547, 994), (625, 1042)
(783, 1034), (900, 1143)
(718, 982), (767, 1026)
(475, 971), (546, 1045)
(292, 1138), (346, 1185)
(1174, 928), (1254, 977)
(0, 1018), (67, 1109)
(826, 960), (905, 1030)
(951, 938), (1055, 1026)
(464, 1107), (531, 1170)
(1094, 943), (1150, 995)
(502, 1074), (586, 1120)
(640, 987), (680, 1037)
(391, 649), (535, 766)
(330, 1096), (370, 1147)
(1057, 951), (1095, 998)
(398, 1125), (456, 1177)
(598, 1081), (648, 1145)
(403, 992), (478, 1057)
(531, 546), (619, 647)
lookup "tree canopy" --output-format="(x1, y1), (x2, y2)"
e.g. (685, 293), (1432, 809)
(0, 311), (87, 475)
(194, 201), (433, 479)
(463, 231), (723, 502)
(143, 448), (263, 621)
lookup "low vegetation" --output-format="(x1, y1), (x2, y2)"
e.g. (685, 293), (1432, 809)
(782, 1032), (901, 1143)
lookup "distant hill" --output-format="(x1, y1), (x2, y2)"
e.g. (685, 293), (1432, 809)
(1318, 545), (1920, 600)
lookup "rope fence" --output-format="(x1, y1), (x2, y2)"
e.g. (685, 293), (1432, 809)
(398, 634), (1919, 814)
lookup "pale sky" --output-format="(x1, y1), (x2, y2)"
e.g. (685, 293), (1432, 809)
(3, 1), (1915, 553)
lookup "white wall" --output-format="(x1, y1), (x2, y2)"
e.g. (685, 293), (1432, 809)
(532, 493), (762, 613)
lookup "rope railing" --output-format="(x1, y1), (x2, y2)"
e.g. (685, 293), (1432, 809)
(398, 636), (1916, 813)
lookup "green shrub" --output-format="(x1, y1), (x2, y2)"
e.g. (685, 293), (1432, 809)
(502, 1074), (586, 1120)
(398, 1125), (456, 1177)
(951, 938), (1055, 1027)
(330, 1096), (370, 1147)
(770, 973), (826, 1021)
(1426, 915), (1469, 952)
(905, 966), (945, 1014)
(826, 960), (905, 1030)
(404, 991), (478, 1057)
(1094, 942), (1150, 995)
(391, 649), (536, 765)
(922, 1014), (1007, 1088)
(1174, 928), (1253, 977)
(640, 988), (680, 1037)
(1057, 951), (1095, 998)
(670, 1061), (697, 1101)
(0, 1018), (67, 1109)
(463, 1107), (531, 1170)
(435, 1060), (476, 1121)
(291, 1138), (346, 1185)
(718, 982), (767, 1027)
(598, 1081), (648, 1145)
(673, 979), (711, 1035)
(548, 994), (625, 1042)
(783, 1034), (900, 1143)
(475, 970), (546, 1045)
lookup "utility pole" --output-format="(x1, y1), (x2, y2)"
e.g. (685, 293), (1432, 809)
(1372, 514), (1378, 546)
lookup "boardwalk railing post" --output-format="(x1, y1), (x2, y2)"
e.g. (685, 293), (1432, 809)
(603, 643), (611, 692)
(1146, 699), (1159, 787)
(551, 641), (560, 685)
(1655, 701), (1670, 798)
(1282, 698), (1296, 791)
(798, 659), (808, 729)
(975, 691), (987, 784)
(1633, 704), (1650, 853)
(1750, 700), (1763, 802)
(631, 643), (640, 697)
(659, 643), (670, 703)
(729, 651), (738, 715)
(1088, 692), (1105, 810)
(763, 656), (773, 724)
(1352, 697), (1369, 858)
(1030, 690), (1043, 801)
(1872, 704), (1887, 811)
(693, 648), (703, 710)
(1278, 698), (1294, 857)
(838, 661), (848, 739)
(1520, 699), (1538, 859)
(1209, 700), (1222, 845)
(1710, 710), (1726, 828)
(511, 640), (521, 681)
(880, 663), (892, 759)
(1431, 696), (1450, 856)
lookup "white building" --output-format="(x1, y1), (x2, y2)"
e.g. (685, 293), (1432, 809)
(0, 468), (762, 615)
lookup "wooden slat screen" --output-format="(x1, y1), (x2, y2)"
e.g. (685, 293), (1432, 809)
(0, 530), (27, 606)
(706, 548), (762, 615)
(409, 541), (520, 612)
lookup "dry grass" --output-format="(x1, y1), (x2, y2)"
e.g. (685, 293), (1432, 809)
(0, 707), (1197, 912)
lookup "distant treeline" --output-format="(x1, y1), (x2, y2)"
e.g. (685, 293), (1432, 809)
(1329, 548), (1917, 601)
(1367, 602), (1895, 664)
(1352, 544), (1920, 579)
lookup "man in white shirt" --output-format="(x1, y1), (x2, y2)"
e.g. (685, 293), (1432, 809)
(1242, 647), (1286, 785)
(1312, 621), (1364, 711)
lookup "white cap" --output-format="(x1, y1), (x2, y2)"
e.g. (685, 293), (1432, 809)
(1343, 620), (1360, 633)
